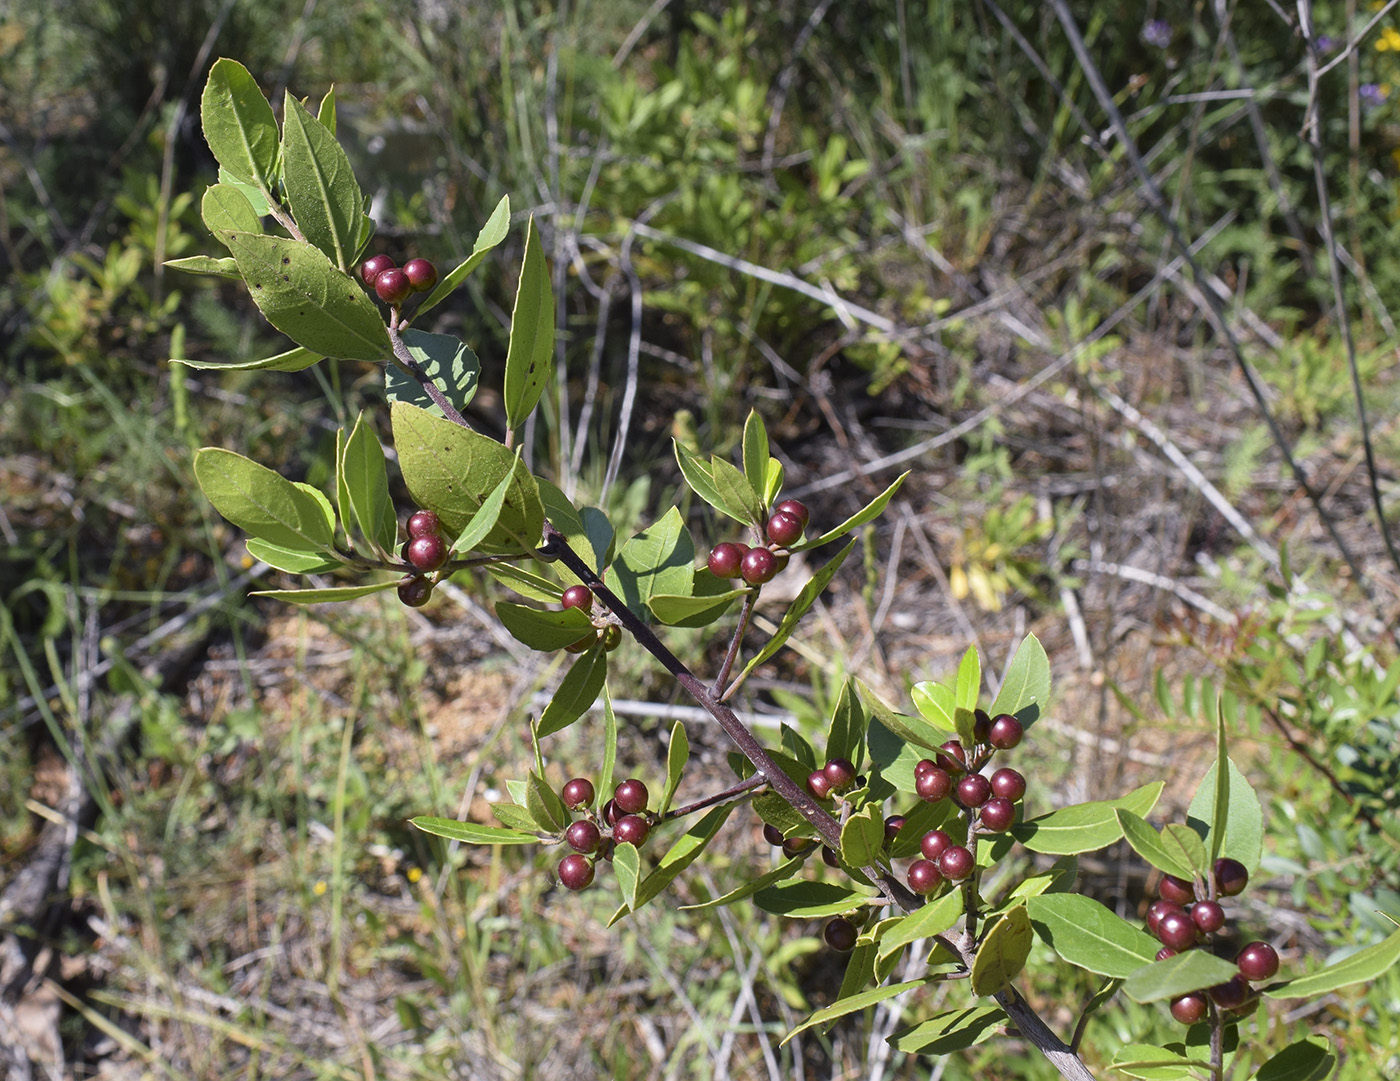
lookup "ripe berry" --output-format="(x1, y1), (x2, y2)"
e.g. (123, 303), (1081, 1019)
(773, 499), (810, 529)
(914, 758), (935, 777)
(1146, 900), (1185, 938)
(920, 829), (952, 861)
(1156, 947), (1178, 961)
(407, 509), (441, 537)
(613, 814), (650, 847)
(1190, 900), (1226, 934)
(397, 577), (433, 607)
(1170, 993), (1208, 1025)
(613, 779), (649, 815)
(1236, 942), (1279, 982)
(990, 767), (1026, 802)
(740, 546), (779, 585)
(765, 510), (804, 547)
(1209, 975), (1250, 1011)
(1156, 910), (1199, 951)
(915, 766), (951, 802)
(824, 916), (858, 952)
(821, 846), (841, 868)
(1159, 875), (1196, 906)
(955, 774), (992, 809)
(936, 741), (967, 775)
(406, 533), (448, 572)
(565, 820), (602, 854)
(883, 815), (906, 842)
(782, 836), (812, 857)
(601, 799), (622, 827)
(979, 796), (1015, 832)
(989, 714), (1024, 750)
(707, 542), (748, 578)
(762, 823), (784, 847)
(558, 853), (594, 890)
(561, 584), (593, 611)
(1213, 857), (1249, 897)
(360, 253), (395, 286)
(561, 777), (595, 810)
(807, 770), (833, 799)
(403, 257), (438, 292)
(823, 758), (857, 791)
(907, 859), (943, 895)
(938, 845), (975, 881)
(375, 267), (412, 305)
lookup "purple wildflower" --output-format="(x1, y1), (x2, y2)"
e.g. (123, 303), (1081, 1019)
(1143, 20), (1172, 49)
(1314, 35), (1336, 55)
(1360, 83), (1387, 110)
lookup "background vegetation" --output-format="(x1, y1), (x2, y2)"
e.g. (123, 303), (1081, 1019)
(3, 0), (1399, 1077)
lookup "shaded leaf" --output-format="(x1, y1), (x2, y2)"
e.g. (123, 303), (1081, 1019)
(503, 216), (554, 430)
(753, 881), (876, 918)
(971, 905), (1032, 996)
(605, 508), (694, 617)
(839, 802), (886, 869)
(253, 581), (399, 604)
(1120, 950), (1241, 1003)
(890, 1006), (1006, 1054)
(660, 721), (688, 816)
(536, 645), (608, 738)
(1117, 811), (1195, 881)
(495, 602), (593, 651)
(201, 183), (261, 244)
(1187, 755), (1263, 875)
(341, 412), (396, 554)
(1254, 1038), (1336, 1081)
(681, 856), (804, 911)
(384, 330), (480, 418)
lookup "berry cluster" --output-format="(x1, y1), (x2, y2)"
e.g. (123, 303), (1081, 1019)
(707, 499), (810, 587)
(397, 508), (448, 607)
(556, 777), (652, 890)
(1148, 858), (1281, 1023)
(360, 254), (438, 307)
(558, 584), (623, 653)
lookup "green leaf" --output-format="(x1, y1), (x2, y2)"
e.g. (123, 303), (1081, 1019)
(173, 344), (323, 371)
(1026, 894), (1159, 977)
(648, 584), (745, 626)
(1265, 924), (1400, 998)
(1108, 1046), (1200, 1080)
(390, 401), (543, 551)
(253, 581), (399, 604)
(1187, 756), (1263, 875)
(911, 681), (957, 734)
(608, 804), (732, 925)
(839, 802), (886, 868)
(825, 679), (867, 768)
(598, 685), (618, 814)
(737, 538), (856, 680)
(989, 632), (1050, 727)
(1117, 811), (1195, 881)
(613, 842), (641, 910)
(763, 458), (785, 507)
(877, 890), (963, 961)
(341, 412), (396, 555)
(887, 798), (960, 860)
(999, 855), (1078, 906)
(503, 216), (554, 430)
(450, 465), (516, 559)
(1161, 824), (1207, 878)
(316, 86), (336, 132)
(743, 410), (770, 507)
(1254, 1038), (1336, 1081)
(707, 455), (764, 527)
(581, 506), (616, 569)
(410, 817), (541, 845)
(384, 330), (480, 419)
(659, 721), (688, 816)
(534, 481), (593, 576)
(1013, 782), (1164, 855)
(536, 646), (608, 738)
(1120, 950), (1241, 1003)
(495, 602), (593, 651)
(334, 426), (351, 540)
(281, 91), (362, 270)
(217, 168), (271, 214)
(971, 905), (1032, 996)
(525, 771), (569, 833)
(415, 194), (511, 320)
(165, 254), (243, 280)
(955, 647), (981, 712)
(781, 980), (928, 1044)
(604, 508), (695, 617)
(673, 440), (752, 524)
(801, 472), (908, 548)
(890, 1005), (1006, 1054)
(753, 881), (876, 918)
(201, 183), (261, 245)
(200, 59), (279, 191)
(194, 447), (335, 550)
(681, 856), (804, 910)
(244, 539), (339, 574)
(486, 563), (561, 603)
(489, 803), (538, 831)
(860, 680), (953, 755)
(225, 232), (391, 361)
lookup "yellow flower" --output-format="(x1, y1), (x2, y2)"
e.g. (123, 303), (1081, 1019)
(313, 879), (328, 896)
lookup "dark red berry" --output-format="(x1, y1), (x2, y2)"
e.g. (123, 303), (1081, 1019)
(1209, 975), (1250, 1010)
(773, 499), (810, 529)
(1146, 900), (1185, 937)
(565, 632), (596, 654)
(397, 577), (433, 607)
(908, 859), (944, 895)
(375, 267), (412, 305)
(807, 770), (833, 799)
(406, 533), (448, 572)
(407, 509), (440, 537)
(561, 777), (595, 810)
(558, 853), (594, 890)
(765, 511), (803, 547)
(360, 253), (395, 286)
(955, 774), (992, 809)
(561, 584), (593, 611)
(1157, 910), (1199, 951)
(914, 758), (935, 777)
(613, 814), (650, 847)
(1170, 993), (1208, 1025)
(707, 542), (748, 578)
(936, 741), (967, 775)
(979, 796), (1015, 832)
(602, 799), (622, 827)
(972, 709), (992, 744)
(1191, 900), (1226, 934)
(824, 916), (858, 951)
(782, 836), (812, 857)
(915, 766), (951, 802)
(565, 820), (602, 854)
(824, 758), (857, 790)
(920, 829), (952, 861)
(614, 779), (649, 815)
(1214, 858), (1249, 897)
(1156, 947), (1178, 961)
(883, 815), (906, 842)
(989, 714), (1023, 750)
(989, 767), (1026, 802)
(403, 257), (438, 292)
(740, 546), (779, 585)
(1159, 875), (1196, 906)
(821, 846), (841, 867)
(1236, 942), (1279, 982)
(938, 845), (975, 881)
(762, 823), (784, 847)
